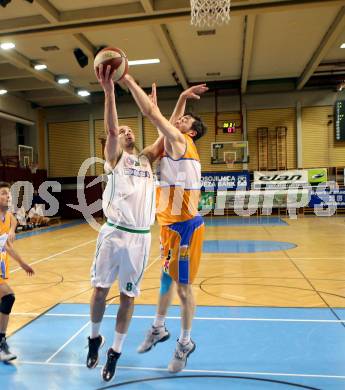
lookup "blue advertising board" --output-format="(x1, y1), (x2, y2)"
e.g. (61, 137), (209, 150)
(309, 189), (345, 209)
(201, 171), (250, 191)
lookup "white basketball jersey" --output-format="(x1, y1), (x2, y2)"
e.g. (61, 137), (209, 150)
(103, 151), (155, 229)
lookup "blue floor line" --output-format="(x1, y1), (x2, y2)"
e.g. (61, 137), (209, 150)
(15, 219), (86, 240)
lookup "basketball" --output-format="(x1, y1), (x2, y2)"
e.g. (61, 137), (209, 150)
(94, 47), (128, 82)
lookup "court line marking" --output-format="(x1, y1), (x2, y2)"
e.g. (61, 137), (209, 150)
(17, 360), (345, 380)
(44, 253), (161, 363)
(45, 322), (90, 363)
(10, 239), (97, 274)
(11, 312), (345, 323)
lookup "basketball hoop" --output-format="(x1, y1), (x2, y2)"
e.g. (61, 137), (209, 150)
(225, 158), (235, 170)
(224, 151), (236, 169)
(191, 0), (231, 28)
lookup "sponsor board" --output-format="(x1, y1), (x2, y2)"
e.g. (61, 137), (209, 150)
(254, 170), (308, 189)
(201, 171), (250, 191)
(308, 168), (327, 184)
(254, 168), (328, 188)
(219, 188), (311, 209)
(309, 189), (345, 209)
(198, 192), (214, 210)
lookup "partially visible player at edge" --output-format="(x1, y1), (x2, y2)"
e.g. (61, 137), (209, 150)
(122, 73), (208, 373)
(86, 64), (164, 382)
(0, 182), (34, 362)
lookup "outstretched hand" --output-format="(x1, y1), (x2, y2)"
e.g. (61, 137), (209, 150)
(182, 84), (208, 100)
(95, 64), (116, 94)
(148, 83), (157, 106)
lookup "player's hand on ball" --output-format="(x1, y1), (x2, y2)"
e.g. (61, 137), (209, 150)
(96, 64), (116, 94)
(182, 84), (208, 100)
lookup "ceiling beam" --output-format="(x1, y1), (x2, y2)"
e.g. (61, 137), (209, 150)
(1, 0), (345, 38)
(0, 49), (88, 102)
(0, 64), (32, 80)
(73, 33), (97, 58)
(297, 6), (345, 90)
(0, 78), (55, 92)
(241, 15), (256, 94)
(60, 3), (144, 23)
(31, 0), (60, 23)
(141, 0), (155, 13)
(24, 89), (73, 100)
(0, 16), (48, 34)
(140, 0), (188, 89)
(152, 25), (188, 89)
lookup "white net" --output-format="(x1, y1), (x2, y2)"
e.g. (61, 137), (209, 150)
(191, 0), (231, 27)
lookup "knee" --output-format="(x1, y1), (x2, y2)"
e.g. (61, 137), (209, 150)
(94, 287), (108, 303)
(120, 293), (134, 309)
(177, 284), (191, 303)
(0, 294), (15, 315)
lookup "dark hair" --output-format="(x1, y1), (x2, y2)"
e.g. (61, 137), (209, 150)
(185, 112), (207, 141)
(0, 182), (10, 190)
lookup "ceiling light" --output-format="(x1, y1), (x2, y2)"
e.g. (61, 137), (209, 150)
(128, 59), (160, 66)
(0, 42), (15, 50)
(0, 89), (8, 95)
(34, 63), (47, 70)
(78, 90), (90, 97)
(57, 77), (70, 85)
(341, 43), (345, 49)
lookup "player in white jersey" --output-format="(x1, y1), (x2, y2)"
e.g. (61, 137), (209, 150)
(87, 64), (163, 382)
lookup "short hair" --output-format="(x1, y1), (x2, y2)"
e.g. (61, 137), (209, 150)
(0, 182), (10, 190)
(186, 112), (207, 141)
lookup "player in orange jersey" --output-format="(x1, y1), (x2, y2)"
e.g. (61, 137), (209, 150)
(123, 75), (207, 373)
(0, 182), (34, 362)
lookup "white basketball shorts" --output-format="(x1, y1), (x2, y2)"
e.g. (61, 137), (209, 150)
(90, 222), (151, 297)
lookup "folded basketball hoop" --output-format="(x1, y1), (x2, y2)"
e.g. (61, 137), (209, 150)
(191, 0), (231, 27)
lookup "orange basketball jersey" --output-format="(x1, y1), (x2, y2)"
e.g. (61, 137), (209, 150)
(156, 134), (201, 226)
(0, 212), (11, 282)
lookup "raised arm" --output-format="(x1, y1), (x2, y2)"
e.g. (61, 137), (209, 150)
(169, 84), (208, 125)
(122, 74), (185, 145)
(96, 64), (121, 169)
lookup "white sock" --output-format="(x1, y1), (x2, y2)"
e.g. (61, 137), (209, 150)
(153, 314), (166, 328)
(179, 329), (191, 345)
(112, 332), (127, 353)
(91, 322), (101, 339)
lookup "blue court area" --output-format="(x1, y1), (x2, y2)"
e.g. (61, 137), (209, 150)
(204, 217), (288, 227)
(2, 304), (345, 389)
(203, 240), (296, 253)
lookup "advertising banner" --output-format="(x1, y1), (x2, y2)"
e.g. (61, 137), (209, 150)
(309, 189), (345, 209)
(308, 168), (328, 185)
(198, 192), (214, 211)
(201, 171), (250, 191)
(254, 170), (308, 189)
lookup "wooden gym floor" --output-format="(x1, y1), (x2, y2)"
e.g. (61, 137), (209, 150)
(7, 215), (345, 335)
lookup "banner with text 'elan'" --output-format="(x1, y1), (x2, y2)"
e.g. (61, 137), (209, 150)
(254, 170), (308, 189)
